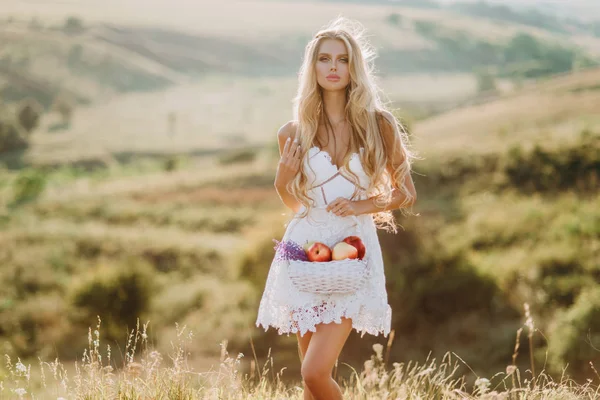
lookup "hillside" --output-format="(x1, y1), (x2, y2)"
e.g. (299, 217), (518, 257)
(2, 0), (600, 168)
(412, 66), (600, 158)
(441, 0), (600, 22)
(1, 0), (599, 94)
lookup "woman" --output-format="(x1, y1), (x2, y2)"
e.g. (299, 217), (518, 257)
(255, 17), (418, 400)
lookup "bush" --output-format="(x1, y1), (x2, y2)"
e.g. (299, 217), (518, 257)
(1, 293), (70, 358)
(504, 131), (600, 193)
(386, 13), (403, 26)
(69, 259), (155, 342)
(16, 98), (43, 134)
(11, 168), (46, 206)
(547, 287), (600, 378)
(163, 155), (181, 172)
(63, 16), (85, 35)
(0, 117), (28, 154)
(414, 20), (437, 37)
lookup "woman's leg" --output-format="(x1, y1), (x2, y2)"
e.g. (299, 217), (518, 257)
(297, 330), (315, 400)
(300, 317), (353, 400)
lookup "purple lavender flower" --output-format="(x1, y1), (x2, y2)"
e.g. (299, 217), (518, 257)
(273, 239), (309, 261)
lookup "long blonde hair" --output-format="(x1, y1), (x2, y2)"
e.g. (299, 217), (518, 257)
(288, 17), (417, 233)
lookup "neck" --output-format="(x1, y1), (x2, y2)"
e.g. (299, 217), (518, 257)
(321, 88), (347, 124)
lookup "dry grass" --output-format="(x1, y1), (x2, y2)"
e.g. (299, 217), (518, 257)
(1, 314), (598, 399)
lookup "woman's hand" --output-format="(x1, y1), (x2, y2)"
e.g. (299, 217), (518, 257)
(326, 197), (362, 217)
(274, 137), (303, 189)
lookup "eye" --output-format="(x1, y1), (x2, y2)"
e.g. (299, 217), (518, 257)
(340, 58), (349, 63)
(319, 57), (329, 62)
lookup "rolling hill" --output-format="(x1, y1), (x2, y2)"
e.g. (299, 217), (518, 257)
(412, 66), (600, 158)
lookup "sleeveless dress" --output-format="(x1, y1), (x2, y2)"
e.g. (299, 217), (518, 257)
(255, 146), (392, 338)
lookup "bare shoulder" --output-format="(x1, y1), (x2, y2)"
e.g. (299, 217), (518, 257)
(276, 120), (298, 155)
(377, 110), (397, 137)
(277, 120), (299, 141)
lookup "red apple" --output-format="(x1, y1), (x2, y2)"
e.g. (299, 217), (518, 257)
(332, 242), (358, 261)
(306, 242), (332, 262)
(342, 236), (366, 259)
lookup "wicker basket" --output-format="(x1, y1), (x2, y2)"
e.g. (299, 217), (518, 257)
(287, 215), (370, 294)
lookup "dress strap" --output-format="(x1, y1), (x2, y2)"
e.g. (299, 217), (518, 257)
(307, 171), (368, 205)
(310, 171), (341, 190)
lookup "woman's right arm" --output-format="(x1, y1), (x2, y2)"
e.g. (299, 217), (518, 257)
(274, 121), (303, 213)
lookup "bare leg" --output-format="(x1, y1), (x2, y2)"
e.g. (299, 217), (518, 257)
(300, 317), (353, 400)
(297, 330), (315, 400)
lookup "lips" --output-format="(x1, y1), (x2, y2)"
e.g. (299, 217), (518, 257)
(326, 74), (340, 81)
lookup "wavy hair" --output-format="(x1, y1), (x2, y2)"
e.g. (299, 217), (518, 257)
(287, 16), (418, 233)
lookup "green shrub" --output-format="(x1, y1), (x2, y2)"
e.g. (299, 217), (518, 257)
(414, 20), (437, 37)
(386, 13), (403, 26)
(536, 257), (587, 308)
(11, 168), (46, 206)
(16, 98), (43, 133)
(2, 293), (69, 358)
(504, 132), (599, 193)
(163, 155), (181, 172)
(69, 259), (155, 342)
(0, 117), (28, 154)
(547, 287), (600, 378)
(63, 16), (85, 35)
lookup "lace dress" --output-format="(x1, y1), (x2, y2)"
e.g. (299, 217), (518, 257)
(255, 146), (392, 338)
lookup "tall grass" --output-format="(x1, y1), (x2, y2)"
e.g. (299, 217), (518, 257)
(1, 312), (598, 399)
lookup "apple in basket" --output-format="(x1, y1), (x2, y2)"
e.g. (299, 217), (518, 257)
(342, 236), (366, 260)
(332, 242), (358, 261)
(306, 242), (332, 262)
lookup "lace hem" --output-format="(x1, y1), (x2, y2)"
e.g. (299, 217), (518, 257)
(256, 300), (391, 338)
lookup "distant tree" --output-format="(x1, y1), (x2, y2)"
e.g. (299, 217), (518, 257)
(386, 13), (403, 26)
(63, 16), (85, 35)
(0, 118), (28, 154)
(505, 33), (542, 63)
(398, 0), (439, 8)
(414, 20), (437, 37)
(17, 98), (43, 134)
(473, 41), (502, 65)
(543, 45), (576, 73)
(450, 2), (565, 33)
(475, 68), (498, 93)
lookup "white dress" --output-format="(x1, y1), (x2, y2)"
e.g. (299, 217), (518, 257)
(255, 146), (392, 338)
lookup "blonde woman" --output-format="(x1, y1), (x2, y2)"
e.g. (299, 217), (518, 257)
(255, 17), (418, 400)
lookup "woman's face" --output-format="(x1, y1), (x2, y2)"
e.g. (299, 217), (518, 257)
(315, 38), (350, 91)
